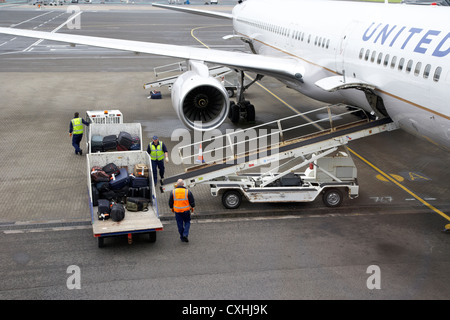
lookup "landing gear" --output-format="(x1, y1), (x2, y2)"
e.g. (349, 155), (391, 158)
(227, 71), (262, 125)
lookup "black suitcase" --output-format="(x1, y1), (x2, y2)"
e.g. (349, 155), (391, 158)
(109, 168), (129, 190)
(91, 135), (103, 153)
(91, 184), (99, 207)
(111, 203), (125, 222)
(139, 186), (151, 200)
(97, 199), (111, 220)
(102, 135), (117, 151)
(130, 176), (149, 188)
(128, 187), (140, 197)
(118, 131), (133, 149)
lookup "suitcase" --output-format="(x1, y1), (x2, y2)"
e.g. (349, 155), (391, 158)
(102, 135), (117, 151)
(133, 163), (149, 178)
(130, 176), (149, 188)
(91, 184), (99, 207)
(109, 168), (129, 190)
(138, 186), (151, 200)
(150, 90), (162, 99)
(117, 144), (128, 151)
(110, 203), (125, 222)
(118, 131), (133, 149)
(126, 197), (149, 212)
(102, 163), (120, 177)
(91, 135), (103, 153)
(97, 199), (111, 220)
(96, 181), (110, 193)
(128, 187), (140, 197)
(129, 143), (140, 151)
(280, 173), (302, 186)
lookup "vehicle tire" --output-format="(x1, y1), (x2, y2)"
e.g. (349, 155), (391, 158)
(323, 188), (343, 207)
(148, 231), (157, 243)
(230, 103), (240, 123)
(227, 88), (235, 98)
(222, 190), (242, 209)
(98, 237), (105, 248)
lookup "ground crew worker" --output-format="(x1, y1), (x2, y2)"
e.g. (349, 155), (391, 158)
(169, 179), (195, 243)
(147, 135), (169, 185)
(69, 112), (90, 156)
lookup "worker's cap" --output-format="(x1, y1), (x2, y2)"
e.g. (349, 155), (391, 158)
(152, 135), (158, 140)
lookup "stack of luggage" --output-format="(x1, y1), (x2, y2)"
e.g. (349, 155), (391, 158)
(91, 162), (151, 221)
(89, 131), (141, 153)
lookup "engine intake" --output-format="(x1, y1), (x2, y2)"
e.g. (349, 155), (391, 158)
(171, 67), (229, 131)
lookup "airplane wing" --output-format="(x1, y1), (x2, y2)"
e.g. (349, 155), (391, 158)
(0, 27), (304, 82)
(151, 3), (234, 20)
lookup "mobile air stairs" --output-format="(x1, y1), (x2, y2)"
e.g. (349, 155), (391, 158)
(161, 105), (399, 209)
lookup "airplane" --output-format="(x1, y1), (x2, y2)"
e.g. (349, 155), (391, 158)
(0, 0), (449, 150)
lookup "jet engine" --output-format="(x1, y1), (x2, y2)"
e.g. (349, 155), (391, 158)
(171, 61), (229, 131)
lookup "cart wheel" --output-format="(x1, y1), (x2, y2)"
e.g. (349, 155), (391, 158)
(148, 231), (157, 243)
(222, 190), (242, 209)
(323, 188), (343, 207)
(227, 88), (235, 98)
(98, 237), (105, 248)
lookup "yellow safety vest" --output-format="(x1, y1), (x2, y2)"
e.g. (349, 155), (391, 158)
(172, 188), (191, 213)
(71, 118), (83, 135)
(149, 141), (165, 161)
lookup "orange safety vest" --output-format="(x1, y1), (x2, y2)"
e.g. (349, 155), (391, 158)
(172, 188), (191, 213)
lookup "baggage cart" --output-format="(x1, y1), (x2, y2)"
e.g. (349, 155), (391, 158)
(87, 151), (163, 248)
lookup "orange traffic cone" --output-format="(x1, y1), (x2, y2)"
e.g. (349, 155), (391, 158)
(196, 143), (205, 164)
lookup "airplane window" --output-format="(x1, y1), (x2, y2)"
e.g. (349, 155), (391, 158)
(308, 35), (311, 44)
(433, 66), (442, 82)
(406, 60), (413, 73)
(301, 33), (304, 41)
(322, 39), (325, 48)
(423, 64), (431, 79)
(383, 54), (390, 67)
(371, 51), (376, 63)
(326, 39), (330, 49)
(359, 48), (364, 59)
(365, 49), (370, 61)
(398, 58), (405, 71)
(391, 56), (397, 69)
(377, 53), (383, 64)
(315, 36), (318, 45)
(319, 37), (322, 46)
(414, 62), (422, 76)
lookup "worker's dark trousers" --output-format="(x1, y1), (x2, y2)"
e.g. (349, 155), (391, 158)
(151, 159), (165, 185)
(175, 211), (191, 239)
(72, 134), (83, 154)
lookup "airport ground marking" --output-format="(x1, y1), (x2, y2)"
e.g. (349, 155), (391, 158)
(348, 147), (450, 223)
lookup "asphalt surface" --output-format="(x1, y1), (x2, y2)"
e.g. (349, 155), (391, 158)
(0, 3), (449, 301)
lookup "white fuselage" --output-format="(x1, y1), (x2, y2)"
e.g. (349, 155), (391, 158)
(232, 0), (450, 149)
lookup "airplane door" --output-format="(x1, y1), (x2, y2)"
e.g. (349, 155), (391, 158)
(335, 21), (358, 76)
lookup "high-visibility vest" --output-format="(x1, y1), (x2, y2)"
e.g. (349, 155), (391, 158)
(71, 118), (83, 135)
(172, 188), (191, 213)
(149, 141), (165, 161)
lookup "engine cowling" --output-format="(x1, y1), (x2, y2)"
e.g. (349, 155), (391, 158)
(171, 68), (229, 131)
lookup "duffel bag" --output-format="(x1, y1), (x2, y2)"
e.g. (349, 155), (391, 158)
(111, 203), (125, 222)
(126, 197), (149, 212)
